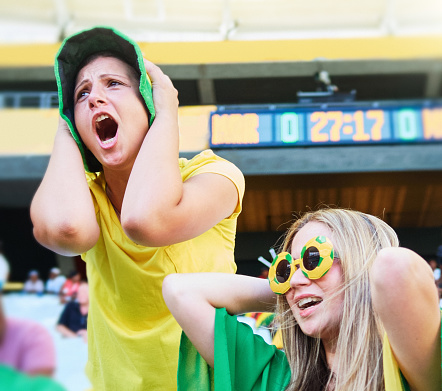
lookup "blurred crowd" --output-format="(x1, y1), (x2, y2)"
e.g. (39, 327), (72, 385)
(0, 236), (441, 390)
(0, 240), (88, 390)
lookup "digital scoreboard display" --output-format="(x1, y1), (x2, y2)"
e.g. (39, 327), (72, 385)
(209, 101), (442, 148)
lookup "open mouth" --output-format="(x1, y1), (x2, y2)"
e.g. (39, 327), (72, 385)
(297, 297), (323, 310)
(95, 114), (118, 146)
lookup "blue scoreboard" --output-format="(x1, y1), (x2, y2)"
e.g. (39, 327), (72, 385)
(209, 100), (442, 148)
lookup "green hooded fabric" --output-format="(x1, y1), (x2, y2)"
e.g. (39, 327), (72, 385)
(0, 365), (66, 391)
(55, 26), (155, 172)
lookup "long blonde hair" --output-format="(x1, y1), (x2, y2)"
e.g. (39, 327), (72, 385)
(277, 208), (399, 391)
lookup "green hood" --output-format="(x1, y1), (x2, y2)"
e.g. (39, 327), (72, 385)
(55, 26), (155, 172)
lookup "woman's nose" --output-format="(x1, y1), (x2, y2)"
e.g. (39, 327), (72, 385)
(88, 86), (106, 108)
(290, 266), (312, 289)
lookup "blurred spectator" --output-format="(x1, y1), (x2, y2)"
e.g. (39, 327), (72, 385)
(23, 271), (44, 295)
(0, 365), (65, 391)
(429, 258), (441, 284)
(0, 241), (10, 291)
(56, 282), (89, 343)
(59, 271), (81, 304)
(437, 243), (442, 266)
(0, 294), (56, 377)
(258, 267), (269, 279)
(45, 268), (66, 295)
(429, 258), (442, 307)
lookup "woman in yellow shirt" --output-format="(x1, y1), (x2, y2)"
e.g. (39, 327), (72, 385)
(31, 26), (244, 390)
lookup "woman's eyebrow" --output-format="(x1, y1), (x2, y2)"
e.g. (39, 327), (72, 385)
(99, 73), (129, 80)
(74, 73), (130, 95)
(74, 78), (90, 95)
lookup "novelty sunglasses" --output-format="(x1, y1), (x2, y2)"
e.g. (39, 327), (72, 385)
(268, 236), (337, 294)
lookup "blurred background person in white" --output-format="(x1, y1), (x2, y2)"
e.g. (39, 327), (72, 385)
(0, 241), (10, 291)
(45, 268), (66, 295)
(23, 270), (44, 295)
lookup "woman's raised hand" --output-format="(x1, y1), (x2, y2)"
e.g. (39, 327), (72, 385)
(143, 58), (179, 119)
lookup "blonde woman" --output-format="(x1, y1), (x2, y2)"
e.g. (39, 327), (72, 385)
(163, 209), (441, 391)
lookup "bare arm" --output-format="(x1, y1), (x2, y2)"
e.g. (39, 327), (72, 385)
(370, 247), (441, 391)
(121, 60), (240, 247)
(163, 273), (276, 367)
(30, 118), (99, 255)
(56, 324), (77, 338)
(77, 328), (88, 343)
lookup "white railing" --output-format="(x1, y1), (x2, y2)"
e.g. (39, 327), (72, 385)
(1, 0), (442, 44)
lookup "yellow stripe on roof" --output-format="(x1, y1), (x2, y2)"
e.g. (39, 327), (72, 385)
(2, 36), (442, 67)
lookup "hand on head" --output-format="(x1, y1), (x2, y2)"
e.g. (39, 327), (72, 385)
(143, 59), (179, 119)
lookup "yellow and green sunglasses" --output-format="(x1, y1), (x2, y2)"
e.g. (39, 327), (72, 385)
(268, 236), (336, 294)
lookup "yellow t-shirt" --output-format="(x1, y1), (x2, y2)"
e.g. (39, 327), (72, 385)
(383, 333), (410, 391)
(83, 150), (245, 390)
(383, 310), (442, 391)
